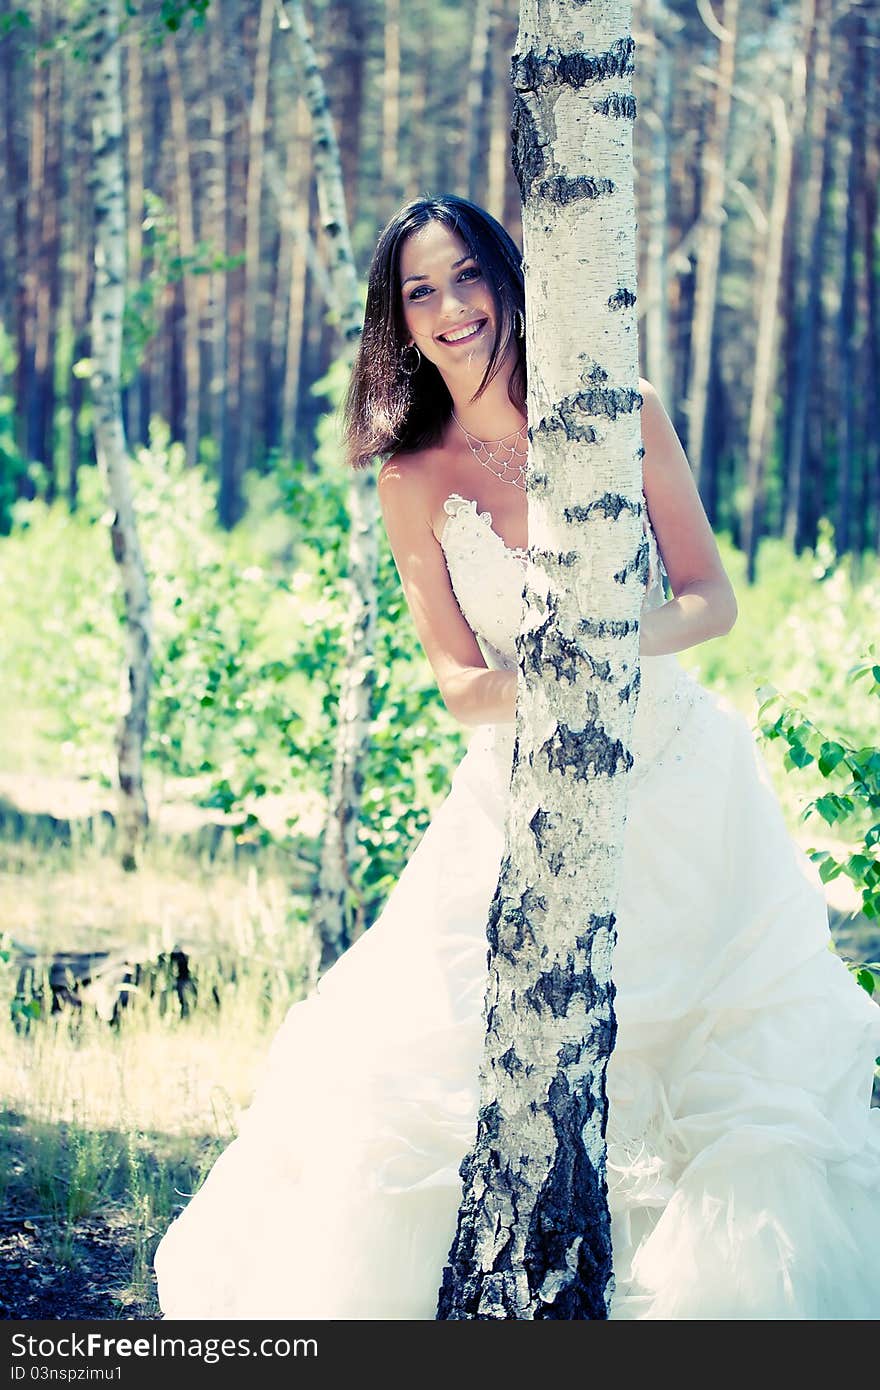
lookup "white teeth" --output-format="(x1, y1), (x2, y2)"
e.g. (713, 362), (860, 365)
(440, 320), (484, 344)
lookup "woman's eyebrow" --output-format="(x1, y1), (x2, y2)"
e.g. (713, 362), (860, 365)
(401, 254), (476, 287)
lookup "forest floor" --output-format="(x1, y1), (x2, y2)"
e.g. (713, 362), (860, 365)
(0, 770), (877, 1322)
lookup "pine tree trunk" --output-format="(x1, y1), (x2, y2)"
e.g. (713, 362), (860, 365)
(406, 2), (432, 199)
(858, 9), (880, 553)
(125, 26), (148, 448)
(640, 3), (671, 405)
(486, 0), (516, 222)
(684, 0), (739, 493)
(236, 0), (275, 493)
(783, 0), (831, 550)
(381, 0), (401, 215)
(207, 6), (229, 494)
(67, 78), (94, 510)
(439, 0), (643, 1320)
(281, 0), (380, 977)
(88, 0), (152, 872)
(31, 8), (62, 496)
(742, 93), (792, 582)
(22, 0), (48, 481)
(279, 97), (311, 460)
(834, 15), (857, 558)
(163, 33), (202, 469)
(464, 0), (493, 201)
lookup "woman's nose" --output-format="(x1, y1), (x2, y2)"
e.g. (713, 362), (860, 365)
(439, 286), (467, 316)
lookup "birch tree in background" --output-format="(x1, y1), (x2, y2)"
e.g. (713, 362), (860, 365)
(279, 0), (380, 978)
(88, 0), (151, 871)
(439, 0), (644, 1320)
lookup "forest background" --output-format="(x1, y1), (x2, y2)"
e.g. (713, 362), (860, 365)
(0, 0), (878, 1320)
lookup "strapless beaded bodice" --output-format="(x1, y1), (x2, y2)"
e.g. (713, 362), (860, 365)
(438, 492), (704, 782)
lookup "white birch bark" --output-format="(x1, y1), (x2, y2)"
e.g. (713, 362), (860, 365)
(88, 0), (152, 871)
(280, 0), (380, 977)
(439, 0), (644, 1320)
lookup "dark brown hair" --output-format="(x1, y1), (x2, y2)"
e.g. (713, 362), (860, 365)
(342, 195), (526, 470)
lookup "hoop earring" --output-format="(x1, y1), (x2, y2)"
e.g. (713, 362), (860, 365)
(400, 343), (422, 376)
(514, 309), (525, 340)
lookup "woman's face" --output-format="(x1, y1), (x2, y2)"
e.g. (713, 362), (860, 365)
(398, 220), (497, 380)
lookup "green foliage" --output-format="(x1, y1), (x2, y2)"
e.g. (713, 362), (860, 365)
(117, 191), (244, 388)
(0, 407), (464, 926)
(681, 520), (879, 746)
(0, 326), (29, 536)
(757, 657), (880, 994)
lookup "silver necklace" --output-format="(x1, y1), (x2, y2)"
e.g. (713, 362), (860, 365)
(451, 411), (529, 491)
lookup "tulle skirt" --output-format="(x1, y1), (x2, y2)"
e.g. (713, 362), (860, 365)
(154, 668), (880, 1319)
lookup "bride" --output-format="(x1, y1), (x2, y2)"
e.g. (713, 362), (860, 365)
(154, 194), (880, 1320)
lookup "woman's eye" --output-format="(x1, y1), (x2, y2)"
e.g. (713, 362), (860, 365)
(408, 267), (481, 301)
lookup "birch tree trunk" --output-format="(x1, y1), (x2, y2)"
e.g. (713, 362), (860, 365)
(88, 0), (152, 872)
(280, 0), (380, 978)
(439, 0), (644, 1320)
(684, 0), (739, 493)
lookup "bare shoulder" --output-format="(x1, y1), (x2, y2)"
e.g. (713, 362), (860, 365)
(377, 442), (450, 534)
(377, 447), (442, 550)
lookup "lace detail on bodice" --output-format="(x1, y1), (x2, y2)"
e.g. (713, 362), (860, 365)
(438, 491), (705, 782)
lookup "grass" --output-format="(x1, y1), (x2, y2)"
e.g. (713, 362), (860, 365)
(0, 834), (312, 1318)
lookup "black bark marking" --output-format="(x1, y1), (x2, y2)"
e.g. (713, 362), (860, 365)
(534, 387), (641, 442)
(595, 92), (637, 120)
(511, 94), (546, 200)
(577, 614), (638, 639)
(618, 668), (640, 706)
(613, 534), (649, 585)
(524, 1070), (613, 1320)
(608, 286), (637, 309)
(574, 912), (617, 953)
(542, 722), (633, 781)
(564, 492), (641, 525)
(524, 546), (580, 573)
(512, 39), (635, 93)
(499, 1045), (526, 1077)
(534, 174), (615, 206)
(528, 806), (558, 857)
(486, 874), (545, 967)
(521, 612), (588, 685)
(523, 954), (603, 1018)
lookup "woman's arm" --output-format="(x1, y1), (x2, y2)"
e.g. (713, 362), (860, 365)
(638, 378), (738, 657)
(378, 458), (517, 726)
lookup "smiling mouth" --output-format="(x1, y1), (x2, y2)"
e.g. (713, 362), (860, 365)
(437, 318), (488, 345)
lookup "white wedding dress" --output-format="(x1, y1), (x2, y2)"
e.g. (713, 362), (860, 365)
(154, 492), (880, 1320)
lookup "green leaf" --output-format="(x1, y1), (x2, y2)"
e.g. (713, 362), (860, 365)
(818, 741), (846, 777)
(856, 968), (876, 996)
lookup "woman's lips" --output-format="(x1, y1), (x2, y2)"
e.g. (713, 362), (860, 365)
(437, 318), (488, 345)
